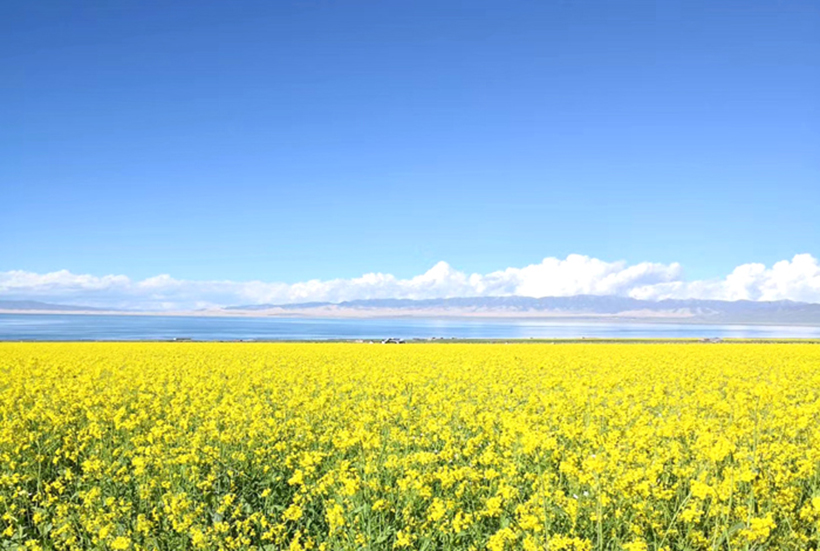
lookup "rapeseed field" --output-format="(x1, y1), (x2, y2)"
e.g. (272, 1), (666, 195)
(2, 343), (820, 551)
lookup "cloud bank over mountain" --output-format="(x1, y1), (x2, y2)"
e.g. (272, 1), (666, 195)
(2, 254), (819, 310)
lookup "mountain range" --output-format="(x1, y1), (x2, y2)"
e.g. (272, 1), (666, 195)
(225, 296), (820, 324)
(3, 297), (820, 325)
(0, 300), (108, 312)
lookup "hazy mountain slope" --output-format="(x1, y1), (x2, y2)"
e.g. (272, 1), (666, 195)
(225, 296), (820, 324)
(0, 300), (109, 312)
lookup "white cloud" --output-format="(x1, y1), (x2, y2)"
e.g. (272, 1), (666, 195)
(629, 254), (820, 302)
(2, 254), (820, 310)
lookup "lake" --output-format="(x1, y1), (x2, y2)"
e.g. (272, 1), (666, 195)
(2, 313), (820, 341)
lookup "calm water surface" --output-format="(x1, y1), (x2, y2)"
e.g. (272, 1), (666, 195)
(2, 314), (820, 341)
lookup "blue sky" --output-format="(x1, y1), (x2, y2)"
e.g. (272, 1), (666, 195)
(2, 1), (819, 307)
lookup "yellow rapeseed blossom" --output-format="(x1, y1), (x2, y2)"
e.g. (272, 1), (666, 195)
(2, 342), (820, 549)
(109, 536), (130, 550)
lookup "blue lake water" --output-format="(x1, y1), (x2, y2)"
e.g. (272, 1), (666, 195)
(2, 313), (820, 341)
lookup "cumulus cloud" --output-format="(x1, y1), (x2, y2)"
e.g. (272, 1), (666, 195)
(2, 254), (820, 310)
(629, 254), (820, 302)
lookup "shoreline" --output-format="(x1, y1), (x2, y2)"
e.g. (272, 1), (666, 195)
(1, 338), (819, 344)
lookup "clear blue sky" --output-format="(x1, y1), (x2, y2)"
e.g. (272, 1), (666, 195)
(2, 0), (818, 283)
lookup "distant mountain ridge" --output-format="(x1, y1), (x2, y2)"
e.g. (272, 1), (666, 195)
(225, 296), (820, 324)
(0, 300), (110, 312)
(3, 296), (820, 325)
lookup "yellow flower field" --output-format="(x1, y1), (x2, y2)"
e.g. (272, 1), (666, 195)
(2, 343), (820, 550)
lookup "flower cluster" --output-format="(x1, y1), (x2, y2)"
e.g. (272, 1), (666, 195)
(2, 342), (819, 550)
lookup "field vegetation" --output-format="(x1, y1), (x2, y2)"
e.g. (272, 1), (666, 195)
(2, 343), (820, 550)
